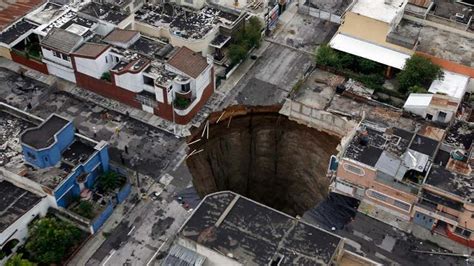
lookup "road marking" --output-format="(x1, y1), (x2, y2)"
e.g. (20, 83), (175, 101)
(146, 239), (168, 266)
(102, 249), (116, 266)
(127, 226), (136, 236)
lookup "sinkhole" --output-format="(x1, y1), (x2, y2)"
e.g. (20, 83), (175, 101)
(186, 106), (341, 217)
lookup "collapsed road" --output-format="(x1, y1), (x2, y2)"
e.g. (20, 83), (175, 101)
(186, 105), (341, 216)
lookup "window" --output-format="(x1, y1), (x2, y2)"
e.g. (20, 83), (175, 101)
(61, 53), (69, 61)
(185, 0), (193, 3)
(393, 199), (411, 211)
(454, 227), (472, 238)
(181, 83), (191, 92)
(343, 163), (365, 176)
(368, 190), (388, 202)
(105, 56), (108, 63)
(52, 50), (61, 58)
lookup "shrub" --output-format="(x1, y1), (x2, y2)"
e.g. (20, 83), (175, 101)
(408, 85), (427, 93)
(5, 253), (36, 266)
(397, 55), (443, 93)
(75, 201), (95, 219)
(100, 72), (111, 82)
(96, 171), (125, 193)
(25, 218), (81, 264)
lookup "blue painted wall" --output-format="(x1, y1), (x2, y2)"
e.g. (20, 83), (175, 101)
(91, 201), (114, 234)
(22, 122), (75, 169)
(117, 183), (131, 204)
(54, 144), (110, 208)
(413, 211), (435, 230)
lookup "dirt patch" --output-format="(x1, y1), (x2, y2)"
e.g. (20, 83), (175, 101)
(186, 106), (340, 216)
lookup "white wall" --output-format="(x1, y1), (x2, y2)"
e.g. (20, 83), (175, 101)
(74, 49), (117, 79)
(0, 196), (51, 250)
(46, 62), (76, 83)
(42, 47), (73, 68)
(177, 0), (207, 10)
(114, 71), (145, 92)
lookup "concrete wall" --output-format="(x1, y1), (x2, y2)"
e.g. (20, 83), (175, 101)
(281, 98), (356, 138)
(114, 71), (145, 93)
(74, 49), (116, 80)
(0, 46), (12, 60)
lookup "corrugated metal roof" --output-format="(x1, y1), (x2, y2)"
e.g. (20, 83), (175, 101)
(329, 33), (411, 69)
(162, 244), (206, 266)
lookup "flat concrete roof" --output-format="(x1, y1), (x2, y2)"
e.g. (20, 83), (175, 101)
(21, 114), (69, 150)
(350, 0), (406, 24)
(180, 191), (342, 265)
(404, 93), (433, 108)
(0, 179), (42, 233)
(428, 70), (469, 100)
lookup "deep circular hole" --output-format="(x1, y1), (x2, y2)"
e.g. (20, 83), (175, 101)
(187, 108), (341, 216)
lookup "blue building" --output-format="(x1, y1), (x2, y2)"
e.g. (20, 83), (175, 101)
(20, 114), (110, 208)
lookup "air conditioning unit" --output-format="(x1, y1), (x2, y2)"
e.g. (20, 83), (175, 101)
(455, 12), (465, 20)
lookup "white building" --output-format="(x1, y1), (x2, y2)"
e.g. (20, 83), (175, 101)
(0, 179), (51, 263)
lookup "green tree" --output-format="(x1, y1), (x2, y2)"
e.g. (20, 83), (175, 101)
(246, 17), (263, 48)
(5, 254), (36, 266)
(397, 55), (443, 93)
(315, 44), (340, 68)
(408, 85), (427, 93)
(25, 218), (81, 264)
(96, 171), (124, 193)
(228, 44), (248, 65)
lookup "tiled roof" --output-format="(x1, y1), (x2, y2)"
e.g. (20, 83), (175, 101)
(41, 27), (83, 54)
(0, 0), (44, 30)
(73, 43), (110, 58)
(103, 29), (139, 44)
(167, 46), (208, 79)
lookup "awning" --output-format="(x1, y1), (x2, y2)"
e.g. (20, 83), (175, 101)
(329, 33), (411, 69)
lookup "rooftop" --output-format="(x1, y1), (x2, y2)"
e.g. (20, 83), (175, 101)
(21, 114), (69, 150)
(167, 46), (208, 78)
(0, 179), (42, 233)
(180, 191), (342, 265)
(73, 42), (110, 58)
(40, 27), (83, 54)
(103, 29), (139, 46)
(428, 70), (469, 100)
(409, 134), (439, 157)
(350, 0), (406, 24)
(128, 36), (167, 58)
(0, 19), (37, 45)
(0, 0), (44, 30)
(425, 164), (473, 201)
(0, 107), (98, 189)
(41, 10), (96, 36)
(136, 4), (239, 40)
(25, 2), (65, 25)
(79, 2), (130, 25)
(416, 25), (474, 68)
(344, 122), (415, 167)
(444, 120), (473, 150)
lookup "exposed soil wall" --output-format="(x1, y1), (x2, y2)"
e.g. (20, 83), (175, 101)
(187, 106), (341, 216)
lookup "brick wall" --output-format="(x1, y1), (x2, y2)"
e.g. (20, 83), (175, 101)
(75, 72), (141, 109)
(11, 52), (49, 74)
(173, 68), (215, 125)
